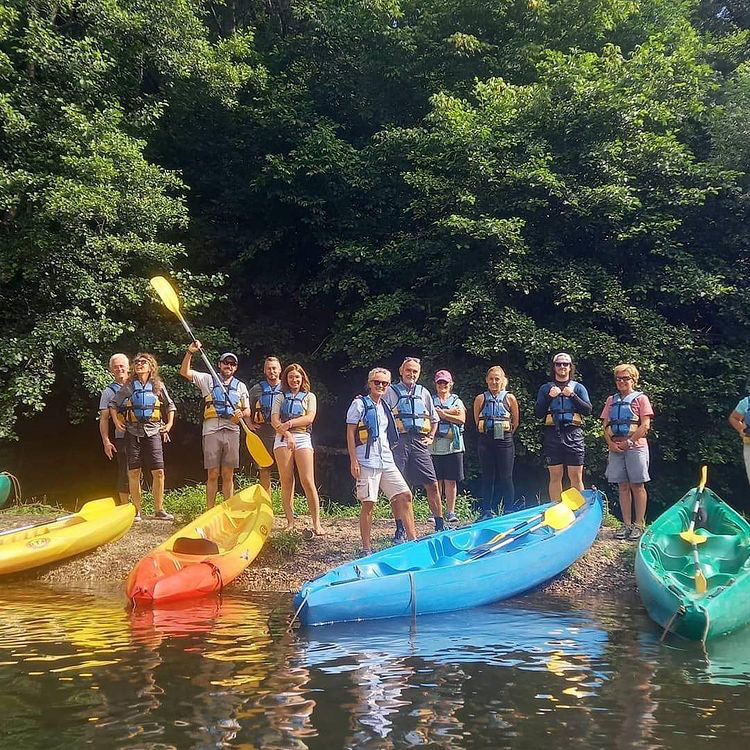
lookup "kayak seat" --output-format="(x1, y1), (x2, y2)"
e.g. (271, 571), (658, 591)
(172, 537), (220, 556)
(646, 546), (687, 573)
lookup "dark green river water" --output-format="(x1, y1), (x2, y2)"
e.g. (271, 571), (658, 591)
(0, 584), (748, 749)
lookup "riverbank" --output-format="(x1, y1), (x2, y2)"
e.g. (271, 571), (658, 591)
(0, 508), (635, 595)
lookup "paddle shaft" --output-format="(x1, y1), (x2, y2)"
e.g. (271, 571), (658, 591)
(0, 513), (75, 537)
(473, 518), (547, 560)
(469, 511), (545, 558)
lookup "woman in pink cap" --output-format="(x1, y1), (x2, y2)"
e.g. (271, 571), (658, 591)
(430, 370), (466, 524)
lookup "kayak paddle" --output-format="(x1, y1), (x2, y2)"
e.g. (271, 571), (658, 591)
(149, 276), (273, 468)
(470, 502), (576, 561)
(468, 487), (585, 559)
(679, 465), (708, 594)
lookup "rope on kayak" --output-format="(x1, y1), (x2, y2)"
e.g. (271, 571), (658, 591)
(206, 561), (224, 596)
(660, 606), (685, 642)
(287, 590), (309, 633)
(409, 572), (416, 620)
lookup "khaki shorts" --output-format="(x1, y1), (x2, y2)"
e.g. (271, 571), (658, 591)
(203, 430), (240, 469)
(356, 464), (411, 504)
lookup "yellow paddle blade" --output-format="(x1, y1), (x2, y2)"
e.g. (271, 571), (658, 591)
(244, 427), (274, 468)
(698, 464), (708, 493)
(150, 276), (183, 319)
(695, 569), (708, 594)
(679, 529), (708, 544)
(544, 502), (576, 530)
(560, 487), (586, 510)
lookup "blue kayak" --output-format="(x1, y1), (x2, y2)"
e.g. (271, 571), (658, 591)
(294, 489), (604, 625)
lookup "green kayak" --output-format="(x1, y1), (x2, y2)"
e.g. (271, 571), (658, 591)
(635, 485), (750, 641)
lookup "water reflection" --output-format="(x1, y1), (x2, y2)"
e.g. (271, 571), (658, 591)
(1, 587), (749, 748)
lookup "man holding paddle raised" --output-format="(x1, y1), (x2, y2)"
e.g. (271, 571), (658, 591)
(181, 342), (252, 508)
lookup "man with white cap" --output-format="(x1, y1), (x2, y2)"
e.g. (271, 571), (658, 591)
(180, 342), (252, 508)
(534, 352), (592, 501)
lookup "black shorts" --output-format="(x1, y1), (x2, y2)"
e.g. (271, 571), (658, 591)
(114, 436), (129, 493)
(126, 433), (165, 472)
(393, 434), (438, 487)
(256, 424), (277, 468)
(543, 427), (585, 467)
(431, 452), (465, 482)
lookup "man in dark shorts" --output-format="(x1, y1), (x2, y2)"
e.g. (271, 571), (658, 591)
(383, 357), (442, 538)
(99, 353), (130, 505)
(534, 352), (592, 501)
(247, 356), (282, 493)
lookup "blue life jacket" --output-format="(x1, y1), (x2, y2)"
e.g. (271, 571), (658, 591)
(477, 390), (511, 435)
(545, 381), (583, 428)
(390, 382), (432, 435)
(204, 377), (241, 420)
(125, 380), (161, 424)
(433, 393), (463, 438)
(607, 391), (642, 438)
(355, 395), (398, 458)
(281, 391), (311, 432)
(745, 397), (750, 437)
(254, 380), (282, 424)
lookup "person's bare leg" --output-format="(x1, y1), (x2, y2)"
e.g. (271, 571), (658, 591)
(619, 482), (633, 527)
(274, 447), (295, 529)
(567, 464), (585, 492)
(548, 464), (564, 501)
(444, 480), (457, 515)
(359, 501), (375, 551)
(425, 481), (442, 518)
(128, 469), (142, 513)
(206, 466), (220, 509)
(296, 448), (323, 534)
(631, 483), (647, 527)
(221, 466), (234, 503)
(259, 467), (272, 494)
(151, 469), (165, 513)
(393, 493), (416, 540)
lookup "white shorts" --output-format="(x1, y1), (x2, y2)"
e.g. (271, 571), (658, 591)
(356, 464), (410, 504)
(273, 431), (313, 452)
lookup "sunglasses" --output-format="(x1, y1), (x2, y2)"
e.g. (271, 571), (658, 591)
(221, 360), (238, 366)
(615, 375), (633, 381)
(133, 358), (149, 365)
(554, 362), (571, 367)
(402, 357), (421, 365)
(371, 379), (390, 387)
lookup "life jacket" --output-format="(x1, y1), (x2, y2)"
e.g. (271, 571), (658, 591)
(124, 380), (161, 424)
(477, 390), (511, 434)
(354, 395), (398, 458)
(433, 393), (464, 438)
(390, 382), (431, 435)
(545, 381), (583, 428)
(253, 380), (281, 424)
(204, 377), (241, 421)
(280, 391), (311, 432)
(745, 397), (750, 437)
(606, 391), (642, 438)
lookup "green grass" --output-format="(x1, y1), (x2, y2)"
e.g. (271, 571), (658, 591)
(270, 529), (303, 556)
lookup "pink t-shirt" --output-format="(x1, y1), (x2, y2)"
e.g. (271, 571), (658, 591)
(600, 392), (654, 449)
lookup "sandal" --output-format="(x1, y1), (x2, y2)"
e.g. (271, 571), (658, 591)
(614, 525), (631, 540)
(628, 524), (645, 541)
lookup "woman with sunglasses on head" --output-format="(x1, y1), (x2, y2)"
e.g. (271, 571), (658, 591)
(535, 353), (592, 502)
(109, 353), (176, 521)
(600, 363), (654, 540)
(271, 363), (324, 536)
(473, 366), (519, 519)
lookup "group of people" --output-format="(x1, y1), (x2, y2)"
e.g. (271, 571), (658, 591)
(98, 347), (666, 553)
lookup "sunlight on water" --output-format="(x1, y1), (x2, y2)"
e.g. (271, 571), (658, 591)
(0, 585), (749, 748)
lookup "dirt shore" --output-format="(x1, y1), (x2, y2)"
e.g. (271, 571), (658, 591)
(0, 511), (636, 596)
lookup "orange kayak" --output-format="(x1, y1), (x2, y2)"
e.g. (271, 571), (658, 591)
(126, 485), (273, 605)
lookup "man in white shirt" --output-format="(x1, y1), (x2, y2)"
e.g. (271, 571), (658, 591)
(180, 342), (252, 508)
(346, 367), (415, 556)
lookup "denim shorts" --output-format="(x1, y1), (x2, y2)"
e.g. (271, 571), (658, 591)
(606, 446), (650, 484)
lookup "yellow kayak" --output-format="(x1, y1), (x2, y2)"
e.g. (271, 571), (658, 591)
(127, 485), (273, 605)
(0, 498), (135, 575)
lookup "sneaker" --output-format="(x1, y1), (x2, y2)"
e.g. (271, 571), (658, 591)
(153, 509), (174, 521)
(134, 512), (142, 522)
(628, 524), (645, 541)
(614, 525), (631, 540)
(445, 512), (459, 524)
(393, 529), (406, 544)
(359, 548), (372, 558)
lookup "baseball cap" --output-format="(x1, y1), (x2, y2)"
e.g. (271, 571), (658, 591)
(219, 352), (239, 364)
(552, 352), (572, 364)
(434, 369), (453, 383)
